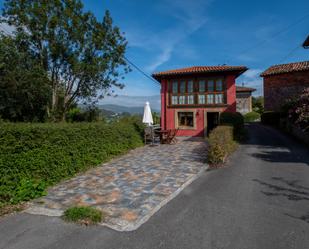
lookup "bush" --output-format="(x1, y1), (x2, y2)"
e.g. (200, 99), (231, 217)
(244, 111), (260, 122)
(220, 112), (244, 130)
(220, 112), (245, 140)
(207, 125), (238, 164)
(261, 111), (281, 126)
(0, 119), (144, 205)
(63, 206), (104, 225)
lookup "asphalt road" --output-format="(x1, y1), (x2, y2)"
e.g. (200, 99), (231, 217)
(0, 123), (308, 249)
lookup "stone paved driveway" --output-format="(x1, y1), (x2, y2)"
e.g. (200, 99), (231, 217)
(26, 138), (207, 231)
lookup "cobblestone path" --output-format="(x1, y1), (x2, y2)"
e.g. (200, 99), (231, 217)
(26, 138), (208, 231)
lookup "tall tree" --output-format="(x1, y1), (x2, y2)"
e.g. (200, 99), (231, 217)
(0, 34), (51, 122)
(2, 0), (129, 120)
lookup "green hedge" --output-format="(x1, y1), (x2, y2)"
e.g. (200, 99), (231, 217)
(261, 111), (281, 126)
(244, 111), (260, 122)
(0, 117), (144, 204)
(207, 125), (238, 164)
(220, 112), (244, 130)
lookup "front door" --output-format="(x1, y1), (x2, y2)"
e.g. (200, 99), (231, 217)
(206, 112), (219, 136)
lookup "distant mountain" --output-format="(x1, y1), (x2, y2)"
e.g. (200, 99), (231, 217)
(98, 104), (160, 114)
(98, 95), (161, 110)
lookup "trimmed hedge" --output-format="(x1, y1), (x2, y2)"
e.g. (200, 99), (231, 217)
(244, 111), (260, 122)
(261, 111), (281, 126)
(0, 118), (144, 204)
(207, 125), (238, 164)
(220, 112), (244, 130)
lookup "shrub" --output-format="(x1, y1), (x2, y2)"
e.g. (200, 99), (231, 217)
(0, 119), (144, 205)
(220, 112), (245, 140)
(244, 111), (260, 122)
(287, 88), (309, 132)
(261, 111), (281, 126)
(220, 112), (244, 130)
(207, 125), (238, 164)
(63, 206), (104, 225)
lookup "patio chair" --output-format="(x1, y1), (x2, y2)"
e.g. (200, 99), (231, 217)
(161, 128), (178, 144)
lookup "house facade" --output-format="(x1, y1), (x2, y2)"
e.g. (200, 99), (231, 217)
(236, 86), (256, 114)
(152, 66), (248, 137)
(261, 61), (309, 111)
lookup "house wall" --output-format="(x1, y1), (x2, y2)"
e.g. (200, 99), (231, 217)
(236, 92), (252, 114)
(263, 71), (309, 111)
(160, 74), (237, 137)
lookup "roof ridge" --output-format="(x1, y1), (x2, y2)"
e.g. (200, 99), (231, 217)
(261, 60), (309, 77)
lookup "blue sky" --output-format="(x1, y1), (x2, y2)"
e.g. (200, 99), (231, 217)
(83, 0), (309, 97)
(1, 0), (309, 100)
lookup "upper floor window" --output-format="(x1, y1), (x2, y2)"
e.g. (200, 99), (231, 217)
(207, 80), (214, 91)
(169, 78), (226, 105)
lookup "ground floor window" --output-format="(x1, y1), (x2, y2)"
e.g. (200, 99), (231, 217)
(178, 112), (194, 128)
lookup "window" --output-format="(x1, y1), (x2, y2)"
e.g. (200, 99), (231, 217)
(187, 95), (194, 104)
(216, 79), (223, 91)
(172, 81), (178, 93)
(169, 78), (225, 106)
(198, 94), (205, 104)
(199, 80), (205, 92)
(215, 93), (224, 104)
(180, 81), (186, 93)
(208, 80), (214, 91)
(172, 95), (178, 105)
(179, 95), (186, 104)
(207, 94), (214, 104)
(178, 112), (194, 128)
(187, 80), (194, 93)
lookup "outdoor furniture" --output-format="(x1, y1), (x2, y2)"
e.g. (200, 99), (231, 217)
(160, 128), (179, 144)
(144, 126), (161, 145)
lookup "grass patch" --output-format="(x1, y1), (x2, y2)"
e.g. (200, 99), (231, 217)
(63, 206), (104, 225)
(0, 202), (26, 217)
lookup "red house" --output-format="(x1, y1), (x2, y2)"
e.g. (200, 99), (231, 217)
(152, 66), (248, 137)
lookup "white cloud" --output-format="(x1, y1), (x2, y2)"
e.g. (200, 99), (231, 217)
(125, 0), (214, 72)
(238, 68), (263, 96)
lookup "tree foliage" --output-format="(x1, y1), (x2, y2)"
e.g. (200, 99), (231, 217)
(2, 0), (129, 121)
(252, 96), (264, 114)
(0, 34), (51, 122)
(287, 88), (309, 132)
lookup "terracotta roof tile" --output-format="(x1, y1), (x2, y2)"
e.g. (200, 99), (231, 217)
(236, 86), (256, 92)
(152, 65), (248, 80)
(261, 61), (309, 77)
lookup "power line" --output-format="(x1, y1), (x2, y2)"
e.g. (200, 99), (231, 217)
(226, 11), (309, 63)
(279, 44), (302, 63)
(58, 0), (159, 87)
(124, 56), (160, 85)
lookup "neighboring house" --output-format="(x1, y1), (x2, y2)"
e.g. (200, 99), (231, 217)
(261, 61), (309, 111)
(152, 65), (248, 137)
(236, 86), (256, 114)
(303, 35), (309, 49)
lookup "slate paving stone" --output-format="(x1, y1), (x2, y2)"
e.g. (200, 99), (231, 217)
(26, 138), (207, 230)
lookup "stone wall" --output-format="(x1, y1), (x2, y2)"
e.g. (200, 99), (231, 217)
(236, 92), (252, 114)
(263, 71), (309, 111)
